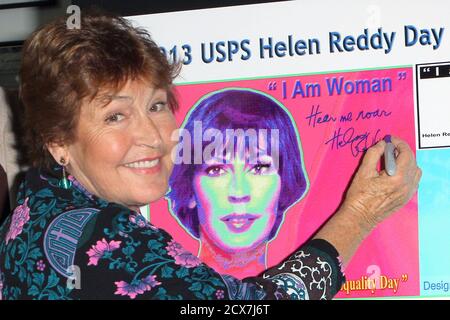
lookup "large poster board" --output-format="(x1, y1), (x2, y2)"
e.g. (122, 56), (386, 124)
(130, 0), (450, 298)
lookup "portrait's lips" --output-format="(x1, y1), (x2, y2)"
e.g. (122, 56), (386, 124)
(220, 213), (260, 234)
(123, 157), (162, 175)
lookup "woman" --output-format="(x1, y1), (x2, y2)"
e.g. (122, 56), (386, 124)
(168, 88), (308, 278)
(0, 13), (421, 300)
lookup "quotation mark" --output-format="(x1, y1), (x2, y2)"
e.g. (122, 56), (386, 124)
(267, 81), (277, 91)
(398, 71), (407, 80)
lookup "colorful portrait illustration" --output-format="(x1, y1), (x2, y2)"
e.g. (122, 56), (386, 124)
(167, 88), (309, 278)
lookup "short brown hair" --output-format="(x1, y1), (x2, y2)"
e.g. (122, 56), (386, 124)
(20, 12), (179, 168)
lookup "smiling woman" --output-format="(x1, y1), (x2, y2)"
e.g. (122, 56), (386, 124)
(0, 12), (421, 300)
(47, 81), (177, 212)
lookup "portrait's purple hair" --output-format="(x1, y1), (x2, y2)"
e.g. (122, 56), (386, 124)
(167, 88), (308, 240)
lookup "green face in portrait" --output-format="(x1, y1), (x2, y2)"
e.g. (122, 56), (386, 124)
(193, 153), (281, 252)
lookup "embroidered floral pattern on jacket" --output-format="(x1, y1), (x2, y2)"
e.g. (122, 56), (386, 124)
(5, 198), (30, 245)
(87, 239), (122, 266)
(166, 240), (202, 268)
(0, 166), (345, 300)
(114, 275), (161, 299)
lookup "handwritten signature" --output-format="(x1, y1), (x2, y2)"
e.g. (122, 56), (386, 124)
(325, 127), (382, 157)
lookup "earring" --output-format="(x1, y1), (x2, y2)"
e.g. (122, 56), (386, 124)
(58, 157), (72, 189)
(188, 198), (197, 209)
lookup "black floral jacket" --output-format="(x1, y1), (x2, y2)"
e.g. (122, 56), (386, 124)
(0, 166), (345, 300)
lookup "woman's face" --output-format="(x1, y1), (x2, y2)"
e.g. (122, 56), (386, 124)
(65, 80), (178, 210)
(193, 153), (281, 252)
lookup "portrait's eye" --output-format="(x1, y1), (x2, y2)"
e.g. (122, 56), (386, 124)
(149, 101), (168, 112)
(205, 165), (227, 177)
(249, 162), (272, 175)
(105, 112), (125, 123)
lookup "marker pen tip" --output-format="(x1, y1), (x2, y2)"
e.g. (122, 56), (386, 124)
(384, 135), (392, 143)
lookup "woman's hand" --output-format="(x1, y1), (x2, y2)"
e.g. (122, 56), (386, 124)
(342, 136), (422, 235)
(313, 136), (421, 267)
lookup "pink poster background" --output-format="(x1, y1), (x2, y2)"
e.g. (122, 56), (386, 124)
(150, 67), (418, 298)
